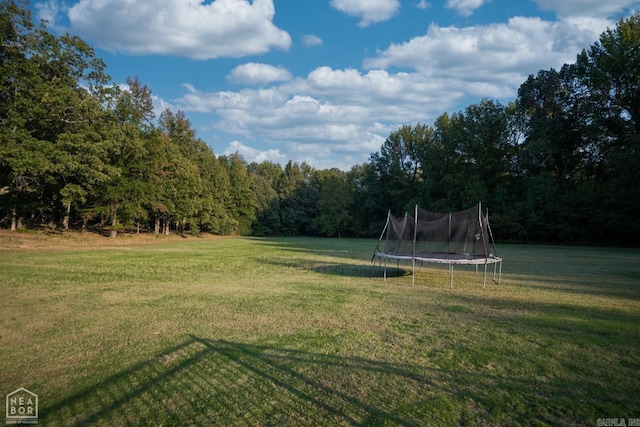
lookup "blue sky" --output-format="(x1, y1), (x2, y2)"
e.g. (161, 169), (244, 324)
(33, 0), (639, 170)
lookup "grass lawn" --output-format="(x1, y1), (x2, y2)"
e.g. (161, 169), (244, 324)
(1, 231), (639, 425)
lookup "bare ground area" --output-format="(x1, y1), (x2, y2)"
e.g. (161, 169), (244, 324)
(0, 229), (218, 250)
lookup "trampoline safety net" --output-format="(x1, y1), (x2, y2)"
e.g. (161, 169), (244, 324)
(373, 203), (502, 288)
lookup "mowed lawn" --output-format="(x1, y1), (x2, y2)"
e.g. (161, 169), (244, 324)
(1, 233), (639, 426)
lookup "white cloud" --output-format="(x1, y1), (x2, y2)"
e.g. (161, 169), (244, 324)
(363, 16), (611, 94)
(175, 65), (454, 169)
(532, 0), (640, 18)
(152, 95), (174, 117)
(416, 1), (431, 10)
(301, 34), (324, 47)
(227, 63), (292, 85)
(330, 0), (400, 27)
(35, 0), (65, 26)
(178, 83), (288, 115)
(223, 141), (285, 164)
(174, 11), (623, 170)
(445, 0), (488, 17)
(64, 0), (291, 59)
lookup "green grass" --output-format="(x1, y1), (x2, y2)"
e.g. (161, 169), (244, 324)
(1, 236), (639, 426)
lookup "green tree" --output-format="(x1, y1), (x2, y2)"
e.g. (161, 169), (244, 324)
(313, 168), (352, 237)
(249, 161), (282, 236)
(97, 77), (155, 237)
(144, 127), (202, 236)
(158, 109), (230, 235)
(55, 123), (118, 230)
(517, 66), (597, 241)
(0, 1), (113, 230)
(421, 113), (470, 211)
(277, 161), (318, 236)
(347, 162), (384, 236)
(225, 153), (257, 235)
(576, 14), (640, 244)
(456, 100), (512, 208)
(198, 153), (234, 235)
(369, 124), (432, 215)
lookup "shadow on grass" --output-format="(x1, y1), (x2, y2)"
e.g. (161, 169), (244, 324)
(262, 253), (411, 279)
(41, 336), (440, 425)
(258, 238), (640, 298)
(313, 263), (410, 278)
(38, 330), (638, 425)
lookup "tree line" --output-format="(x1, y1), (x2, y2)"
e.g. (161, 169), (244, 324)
(2, 1), (639, 245)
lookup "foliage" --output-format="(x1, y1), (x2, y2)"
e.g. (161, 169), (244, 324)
(1, 3), (639, 244)
(312, 168), (352, 237)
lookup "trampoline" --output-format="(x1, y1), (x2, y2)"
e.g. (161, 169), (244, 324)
(372, 203), (502, 288)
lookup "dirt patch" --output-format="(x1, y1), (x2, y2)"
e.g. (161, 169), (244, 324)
(0, 229), (221, 250)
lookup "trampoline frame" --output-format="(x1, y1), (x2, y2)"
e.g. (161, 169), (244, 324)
(373, 251), (502, 289)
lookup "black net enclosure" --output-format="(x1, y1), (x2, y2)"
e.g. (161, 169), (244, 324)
(373, 203), (502, 288)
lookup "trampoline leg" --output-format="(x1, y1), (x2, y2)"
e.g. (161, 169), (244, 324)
(492, 260), (502, 285)
(412, 258), (415, 287)
(483, 263), (487, 288)
(385, 257), (388, 281)
(449, 263), (454, 289)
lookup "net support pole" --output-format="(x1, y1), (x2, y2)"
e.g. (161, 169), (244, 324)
(372, 210), (391, 264)
(448, 212), (452, 253)
(412, 204), (418, 287)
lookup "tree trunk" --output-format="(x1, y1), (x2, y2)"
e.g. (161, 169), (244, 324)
(10, 207), (17, 231)
(164, 218), (170, 235)
(110, 203), (118, 238)
(48, 216), (54, 229)
(62, 201), (71, 230)
(154, 217), (160, 235)
(82, 217), (88, 233)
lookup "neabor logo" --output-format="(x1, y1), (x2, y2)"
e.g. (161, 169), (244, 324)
(5, 388), (38, 424)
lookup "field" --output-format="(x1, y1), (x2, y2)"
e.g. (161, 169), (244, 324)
(1, 231), (639, 426)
